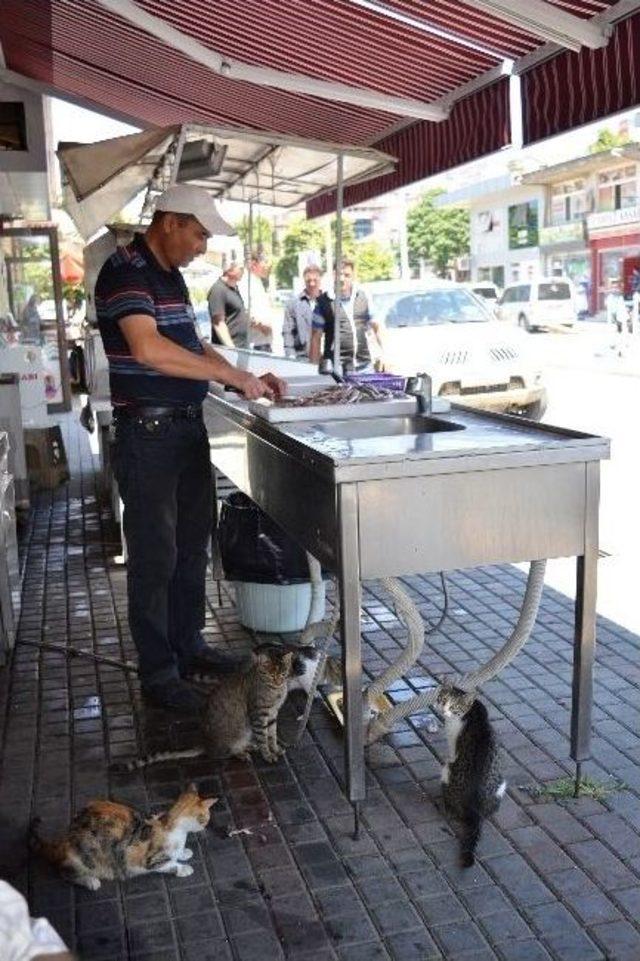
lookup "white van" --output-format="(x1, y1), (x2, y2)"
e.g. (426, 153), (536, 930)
(497, 277), (577, 331)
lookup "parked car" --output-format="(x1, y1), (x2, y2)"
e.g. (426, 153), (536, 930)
(497, 277), (577, 331)
(370, 282), (547, 419)
(470, 282), (501, 309)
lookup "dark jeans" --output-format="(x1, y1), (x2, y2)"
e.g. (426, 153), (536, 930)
(112, 415), (213, 686)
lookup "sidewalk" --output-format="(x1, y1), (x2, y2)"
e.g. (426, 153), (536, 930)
(1, 413), (639, 961)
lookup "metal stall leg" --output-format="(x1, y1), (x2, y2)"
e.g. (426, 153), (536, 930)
(211, 468), (223, 606)
(338, 484), (365, 838)
(571, 462), (600, 797)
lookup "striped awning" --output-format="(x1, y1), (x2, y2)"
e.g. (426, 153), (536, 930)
(0, 0), (633, 206)
(307, 79), (511, 217)
(522, 11), (640, 144)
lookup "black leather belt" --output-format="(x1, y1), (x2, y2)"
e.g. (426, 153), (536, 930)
(114, 404), (202, 422)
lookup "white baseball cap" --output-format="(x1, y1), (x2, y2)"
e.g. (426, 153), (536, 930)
(154, 184), (235, 236)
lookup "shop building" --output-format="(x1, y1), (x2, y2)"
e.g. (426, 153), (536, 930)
(436, 176), (546, 288)
(522, 145), (640, 313)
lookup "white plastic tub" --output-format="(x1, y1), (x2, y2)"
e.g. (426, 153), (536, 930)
(234, 580), (326, 633)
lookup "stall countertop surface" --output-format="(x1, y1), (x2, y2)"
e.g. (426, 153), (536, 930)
(204, 392), (610, 481)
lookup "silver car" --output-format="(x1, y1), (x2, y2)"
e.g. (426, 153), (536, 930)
(370, 282), (547, 419)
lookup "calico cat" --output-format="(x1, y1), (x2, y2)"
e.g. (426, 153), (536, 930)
(436, 683), (506, 868)
(114, 645), (295, 772)
(29, 783), (216, 889)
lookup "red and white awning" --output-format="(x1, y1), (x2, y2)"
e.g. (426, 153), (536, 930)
(0, 0), (636, 206)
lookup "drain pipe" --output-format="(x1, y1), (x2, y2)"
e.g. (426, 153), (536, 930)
(365, 560), (547, 744)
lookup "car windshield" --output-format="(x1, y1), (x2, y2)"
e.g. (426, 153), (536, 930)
(473, 287), (497, 300)
(372, 289), (491, 327)
(538, 282), (571, 301)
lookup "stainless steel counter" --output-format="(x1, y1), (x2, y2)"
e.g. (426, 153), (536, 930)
(204, 392), (609, 813)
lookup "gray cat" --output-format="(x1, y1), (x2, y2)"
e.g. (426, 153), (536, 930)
(436, 683), (506, 867)
(113, 646), (295, 771)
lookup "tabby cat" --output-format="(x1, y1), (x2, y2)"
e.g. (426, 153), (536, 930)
(114, 645), (295, 772)
(436, 683), (506, 867)
(29, 783), (216, 889)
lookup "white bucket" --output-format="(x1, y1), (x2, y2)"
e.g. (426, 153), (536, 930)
(233, 580), (326, 633)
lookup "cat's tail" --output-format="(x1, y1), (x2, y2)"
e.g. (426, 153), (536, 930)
(110, 747), (205, 773)
(29, 817), (68, 866)
(460, 806), (482, 868)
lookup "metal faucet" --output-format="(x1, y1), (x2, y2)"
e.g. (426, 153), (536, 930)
(406, 372), (432, 415)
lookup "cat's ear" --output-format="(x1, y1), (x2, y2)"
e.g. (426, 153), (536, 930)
(203, 797), (218, 809)
(186, 782), (199, 795)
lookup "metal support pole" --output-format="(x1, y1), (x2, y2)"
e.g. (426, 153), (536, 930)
(571, 461), (600, 794)
(333, 152), (344, 378)
(247, 201), (254, 347)
(337, 483), (365, 837)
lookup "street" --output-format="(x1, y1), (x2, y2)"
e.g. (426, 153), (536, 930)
(525, 322), (640, 633)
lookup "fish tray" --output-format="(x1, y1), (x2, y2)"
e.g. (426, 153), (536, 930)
(248, 396), (417, 423)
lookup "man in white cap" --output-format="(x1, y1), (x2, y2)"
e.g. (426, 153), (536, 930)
(96, 184), (285, 713)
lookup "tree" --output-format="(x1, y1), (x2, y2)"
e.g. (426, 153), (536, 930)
(589, 127), (631, 154)
(234, 213), (274, 258)
(274, 216), (325, 288)
(407, 190), (469, 277)
(354, 240), (395, 282)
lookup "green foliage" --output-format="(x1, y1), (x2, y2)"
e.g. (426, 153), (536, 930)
(531, 776), (626, 802)
(407, 189), (469, 276)
(234, 214), (274, 258)
(274, 216), (325, 288)
(589, 127), (632, 154)
(354, 239), (395, 282)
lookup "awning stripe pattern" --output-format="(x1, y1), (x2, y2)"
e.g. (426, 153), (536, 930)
(0, 0), (622, 152)
(522, 12), (640, 144)
(306, 78), (510, 217)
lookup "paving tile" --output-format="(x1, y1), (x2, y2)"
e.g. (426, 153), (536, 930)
(432, 919), (492, 956)
(526, 903), (604, 961)
(588, 920), (640, 961)
(385, 930), (442, 961)
(369, 899), (423, 937)
(231, 929), (285, 961)
(479, 909), (535, 944)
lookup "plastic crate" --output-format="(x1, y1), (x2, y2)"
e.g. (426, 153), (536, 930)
(344, 372), (406, 393)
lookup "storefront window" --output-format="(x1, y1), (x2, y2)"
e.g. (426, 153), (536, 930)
(550, 179), (586, 224)
(597, 165), (637, 212)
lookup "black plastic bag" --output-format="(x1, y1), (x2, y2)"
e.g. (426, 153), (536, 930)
(218, 492), (310, 584)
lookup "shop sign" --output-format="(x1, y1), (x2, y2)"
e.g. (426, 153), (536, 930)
(587, 204), (640, 231)
(539, 222), (585, 245)
(508, 201), (539, 249)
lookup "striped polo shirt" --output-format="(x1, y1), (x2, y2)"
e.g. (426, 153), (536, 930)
(95, 233), (208, 408)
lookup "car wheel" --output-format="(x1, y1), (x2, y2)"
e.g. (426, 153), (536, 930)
(517, 312), (531, 332)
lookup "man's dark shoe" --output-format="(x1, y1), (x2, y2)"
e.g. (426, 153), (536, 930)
(141, 678), (206, 714)
(181, 647), (252, 678)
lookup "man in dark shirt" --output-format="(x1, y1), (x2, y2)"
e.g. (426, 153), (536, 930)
(208, 263), (248, 347)
(96, 184), (285, 713)
(309, 259), (382, 373)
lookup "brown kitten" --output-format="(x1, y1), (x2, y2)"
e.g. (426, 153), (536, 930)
(29, 784), (216, 890)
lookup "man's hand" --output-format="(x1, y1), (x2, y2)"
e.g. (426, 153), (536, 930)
(236, 371), (275, 400)
(259, 372), (287, 400)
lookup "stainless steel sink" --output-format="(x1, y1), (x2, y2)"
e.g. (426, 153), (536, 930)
(321, 415), (465, 439)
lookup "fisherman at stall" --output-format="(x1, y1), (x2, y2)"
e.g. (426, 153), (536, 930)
(96, 184), (286, 713)
(309, 259), (383, 373)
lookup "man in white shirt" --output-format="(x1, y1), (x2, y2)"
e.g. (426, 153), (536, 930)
(238, 252), (274, 352)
